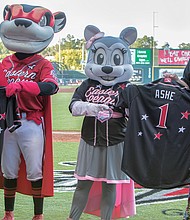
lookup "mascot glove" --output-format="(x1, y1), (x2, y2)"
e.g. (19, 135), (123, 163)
(6, 81), (40, 97)
(72, 101), (109, 116)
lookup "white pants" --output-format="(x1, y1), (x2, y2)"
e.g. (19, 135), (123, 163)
(1, 117), (44, 181)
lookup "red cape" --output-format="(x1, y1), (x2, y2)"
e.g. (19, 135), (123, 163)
(0, 96), (54, 197)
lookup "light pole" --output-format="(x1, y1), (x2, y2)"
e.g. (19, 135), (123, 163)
(81, 43), (85, 71)
(58, 37), (61, 65)
(152, 11), (158, 81)
(58, 37), (64, 85)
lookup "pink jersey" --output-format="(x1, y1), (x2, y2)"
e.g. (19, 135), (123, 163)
(2, 54), (58, 112)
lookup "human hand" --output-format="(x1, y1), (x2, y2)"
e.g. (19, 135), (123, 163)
(163, 73), (189, 88)
(163, 73), (179, 80)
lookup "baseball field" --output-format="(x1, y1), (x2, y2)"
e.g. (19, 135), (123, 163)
(0, 87), (188, 220)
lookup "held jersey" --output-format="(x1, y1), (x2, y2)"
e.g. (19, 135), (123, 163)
(69, 78), (128, 147)
(120, 78), (190, 189)
(2, 53), (58, 112)
(0, 87), (21, 174)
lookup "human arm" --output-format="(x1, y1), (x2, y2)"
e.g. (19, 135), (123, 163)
(182, 60), (190, 87)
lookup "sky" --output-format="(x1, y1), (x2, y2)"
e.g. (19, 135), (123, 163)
(1, 0), (190, 48)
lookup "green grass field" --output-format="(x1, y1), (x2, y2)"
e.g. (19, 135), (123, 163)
(0, 191), (187, 220)
(0, 89), (188, 219)
(0, 142), (186, 220)
(0, 141), (188, 219)
(52, 91), (83, 131)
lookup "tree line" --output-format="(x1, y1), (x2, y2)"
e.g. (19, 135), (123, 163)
(0, 34), (190, 70)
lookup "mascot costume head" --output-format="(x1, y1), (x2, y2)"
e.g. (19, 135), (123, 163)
(84, 25), (137, 86)
(0, 4), (66, 53)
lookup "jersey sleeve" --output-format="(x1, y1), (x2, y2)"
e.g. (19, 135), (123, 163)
(39, 59), (59, 86)
(0, 63), (8, 86)
(68, 79), (89, 112)
(118, 84), (139, 109)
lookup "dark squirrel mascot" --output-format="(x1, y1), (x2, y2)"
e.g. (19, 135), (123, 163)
(0, 4), (66, 220)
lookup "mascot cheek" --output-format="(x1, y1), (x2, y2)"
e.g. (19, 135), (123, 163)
(85, 64), (99, 80)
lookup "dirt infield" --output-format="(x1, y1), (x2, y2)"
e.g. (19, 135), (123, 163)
(53, 131), (80, 142)
(58, 87), (76, 93)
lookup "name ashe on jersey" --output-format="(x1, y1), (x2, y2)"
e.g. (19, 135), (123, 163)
(155, 89), (176, 101)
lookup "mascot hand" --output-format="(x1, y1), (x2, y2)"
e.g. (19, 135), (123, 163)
(71, 101), (109, 116)
(6, 81), (40, 97)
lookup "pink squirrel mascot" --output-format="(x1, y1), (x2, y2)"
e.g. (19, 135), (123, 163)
(67, 25), (137, 220)
(0, 4), (66, 220)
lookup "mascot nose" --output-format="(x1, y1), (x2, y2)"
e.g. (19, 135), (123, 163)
(101, 66), (113, 74)
(15, 19), (32, 28)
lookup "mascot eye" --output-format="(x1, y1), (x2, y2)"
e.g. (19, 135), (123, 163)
(111, 49), (124, 66)
(94, 48), (106, 65)
(38, 15), (47, 27)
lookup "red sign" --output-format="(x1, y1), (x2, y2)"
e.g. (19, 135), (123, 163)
(158, 49), (190, 65)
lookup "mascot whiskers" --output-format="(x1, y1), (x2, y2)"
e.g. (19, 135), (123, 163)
(67, 25), (137, 220)
(0, 4), (66, 220)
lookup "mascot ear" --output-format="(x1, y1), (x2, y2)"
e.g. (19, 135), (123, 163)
(84, 25), (102, 41)
(84, 25), (105, 49)
(119, 27), (137, 46)
(3, 5), (11, 20)
(53, 12), (66, 33)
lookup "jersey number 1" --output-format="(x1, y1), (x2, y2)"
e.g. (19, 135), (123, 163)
(157, 103), (169, 129)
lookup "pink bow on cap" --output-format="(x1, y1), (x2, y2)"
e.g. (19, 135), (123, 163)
(85, 32), (105, 49)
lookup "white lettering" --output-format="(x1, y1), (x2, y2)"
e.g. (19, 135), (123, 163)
(154, 89), (175, 101)
(85, 87), (119, 106)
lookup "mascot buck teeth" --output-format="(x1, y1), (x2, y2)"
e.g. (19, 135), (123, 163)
(67, 25), (137, 220)
(0, 4), (66, 220)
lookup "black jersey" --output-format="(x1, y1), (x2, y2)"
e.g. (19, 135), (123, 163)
(0, 87), (21, 167)
(69, 79), (129, 147)
(120, 78), (190, 189)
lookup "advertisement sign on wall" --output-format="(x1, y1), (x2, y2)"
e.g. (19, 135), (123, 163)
(158, 49), (190, 66)
(129, 68), (143, 83)
(131, 49), (151, 65)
